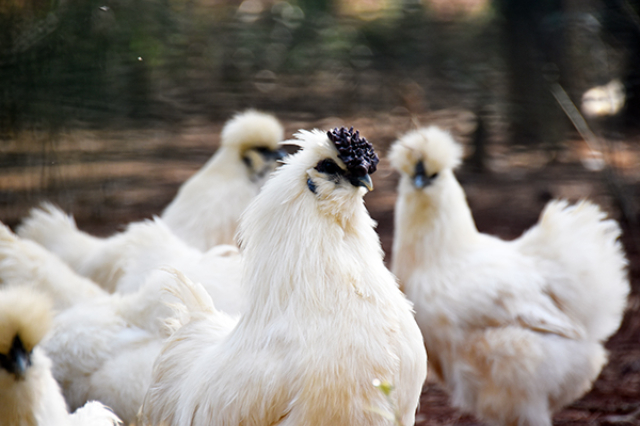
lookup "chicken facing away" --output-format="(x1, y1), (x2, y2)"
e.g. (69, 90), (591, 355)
(139, 127), (427, 426)
(17, 109), (285, 290)
(389, 126), (630, 426)
(0, 286), (122, 426)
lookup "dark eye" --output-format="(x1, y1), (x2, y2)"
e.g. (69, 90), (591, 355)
(429, 172), (438, 179)
(254, 146), (271, 154)
(315, 159), (342, 175)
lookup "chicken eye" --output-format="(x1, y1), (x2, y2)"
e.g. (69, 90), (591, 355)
(253, 146), (271, 155)
(315, 159), (342, 175)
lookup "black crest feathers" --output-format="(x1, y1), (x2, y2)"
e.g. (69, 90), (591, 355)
(327, 127), (379, 177)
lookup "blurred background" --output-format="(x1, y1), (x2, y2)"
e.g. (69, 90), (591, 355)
(1, 0), (639, 424)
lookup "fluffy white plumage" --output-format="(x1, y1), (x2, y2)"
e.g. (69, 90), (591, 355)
(40, 268), (196, 425)
(139, 128), (427, 426)
(0, 286), (122, 426)
(161, 109), (285, 250)
(0, 223), (107, 310)
(0, 217), (240, 422)
(17, 110), (284, 290)
(389, 126), (630, 426)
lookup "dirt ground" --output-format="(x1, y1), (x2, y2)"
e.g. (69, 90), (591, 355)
(0, 110), (639, 425)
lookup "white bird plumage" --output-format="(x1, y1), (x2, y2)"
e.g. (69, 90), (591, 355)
(139, 128), (427, 426)
(0, 286), (122, 426)
(16, 110), (284, 292)
(389, 126), (630, 426)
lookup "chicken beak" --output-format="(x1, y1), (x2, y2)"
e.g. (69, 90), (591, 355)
(272, 148), (287, 161)
(2, 335), (31, 381)
(413, 160), (429, 189)
(354, 174), (374, 192)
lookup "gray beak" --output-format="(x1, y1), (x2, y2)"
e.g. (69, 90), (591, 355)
(354, 174), (374, 192)
(413, 160), (430, 189)
(269, 148), (287, 161)
(0, 336), (31, 381)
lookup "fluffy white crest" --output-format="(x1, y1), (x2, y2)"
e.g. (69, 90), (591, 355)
(389, 126), (463, 177)
(221, 109), (284, 151)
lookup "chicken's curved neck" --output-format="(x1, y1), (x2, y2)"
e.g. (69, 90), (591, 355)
(240, 186), (386, 324)
(392, 172), (478, 273)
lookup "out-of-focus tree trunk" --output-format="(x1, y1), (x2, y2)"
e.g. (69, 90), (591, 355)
(495, 0), (569, 148)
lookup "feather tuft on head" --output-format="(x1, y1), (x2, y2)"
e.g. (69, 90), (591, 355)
(220, 109), (284, 150)
(389, 126), (463, 177)
(327, 127), (379, 177)
(0, 287), (52, 355)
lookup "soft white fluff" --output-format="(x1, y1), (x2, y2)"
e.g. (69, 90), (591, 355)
(162, 109), (285, 250)
(0, 222), (108, 310)
(17, 109), (284, 290)
(40, 269), (197, 425)
(390, 126), (630, 426)
(139, 129), (427, 426)
(0, 287), (122, 426)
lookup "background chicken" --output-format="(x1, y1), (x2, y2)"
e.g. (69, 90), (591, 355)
(0, 223), (107, 311)
(17, 109), (285, 290)
(40, 268), (197, 425)
(389, 126), (630, 426)
(0, 286), (122, 426)
(139, 127), (427, 426)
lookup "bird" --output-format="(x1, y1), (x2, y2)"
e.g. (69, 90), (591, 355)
(161, 109), (286, 250)
(389, 126), (630, 426)
(139, 127), (427, 426)
(0, 286), (122, 426)
(17, 109), (285, 290)
(0, 223), (108, 311)
(0, 219), (240, 421)
(39, 268), (195, 425)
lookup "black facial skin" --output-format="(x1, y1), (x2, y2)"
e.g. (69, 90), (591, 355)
(0, 335), (31, 380)
(311, 159), (372, 192)
(413, 160), (438, 189)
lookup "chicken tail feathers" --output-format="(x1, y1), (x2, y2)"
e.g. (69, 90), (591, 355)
(17, 203), (101, 272)
(518, 199), (630, 342)
(160, 267), (230, 336)
(69, 401), (123, 426)
(0, 220), (107, 309)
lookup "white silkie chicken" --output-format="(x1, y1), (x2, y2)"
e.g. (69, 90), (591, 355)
(139, 127), (427, 426)
(17, 109), (285, 290)
(0, 286), (122, 426)
(0, 223), (108, 311)
(40, 269), (199, 425)
(389, 126), (629, 426)
(161, 109), (286, 250)
(0, 220), (242, 423)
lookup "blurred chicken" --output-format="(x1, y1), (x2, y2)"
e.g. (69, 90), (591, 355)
(17, 110), (285, 289)
(0, 286), (122, 426)
(0, 220), (242, 422)
(389, 126), (629, 426)
(139, 127), (427, 426)
(0, 223), (107, 311)
(40, 269), (194, 425)
(161, 109), (286, 250)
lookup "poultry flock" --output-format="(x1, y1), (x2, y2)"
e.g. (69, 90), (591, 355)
(0, 109), (630, 426)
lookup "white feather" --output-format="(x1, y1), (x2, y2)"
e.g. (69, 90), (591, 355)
(139, 128), (427, 426)
(390, 126), (630, 426)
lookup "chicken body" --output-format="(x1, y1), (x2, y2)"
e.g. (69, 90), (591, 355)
(0, 223), (107, 311)
(390, 127), (629, 426)
(140, 128), (427, 426)
(0, 286), (122, 426)
(17, 110), (284, 290)
(40, 269), (192, 425)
